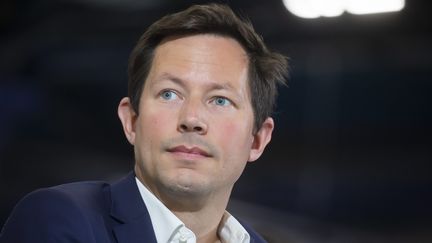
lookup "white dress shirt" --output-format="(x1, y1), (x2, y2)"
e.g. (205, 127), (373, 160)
(135, 177), (250, 243)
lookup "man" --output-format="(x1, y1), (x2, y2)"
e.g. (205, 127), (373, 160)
(0, 3), (288, 243)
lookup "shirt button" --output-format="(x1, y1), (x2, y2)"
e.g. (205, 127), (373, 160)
(179, 234), (187, 243)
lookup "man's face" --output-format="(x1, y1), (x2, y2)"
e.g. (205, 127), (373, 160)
(119, 34), (273, 202)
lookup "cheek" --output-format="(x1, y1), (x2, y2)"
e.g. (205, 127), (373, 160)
(215, 121), (253, 181)
(149, 115), (163, 130)
(215, 119), (253, 153)
(135, 112), (174, 152)
(145, 111), (173, 133)
(220, 122), (236, 137)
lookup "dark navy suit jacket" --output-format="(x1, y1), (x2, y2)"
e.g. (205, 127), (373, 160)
(0, 172), (267, 243)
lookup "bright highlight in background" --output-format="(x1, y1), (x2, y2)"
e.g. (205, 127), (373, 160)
(346, 0), (405, 15)
(283, 0), (405, 19)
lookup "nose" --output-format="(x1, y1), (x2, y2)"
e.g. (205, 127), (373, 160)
(177, 100), (208, 135)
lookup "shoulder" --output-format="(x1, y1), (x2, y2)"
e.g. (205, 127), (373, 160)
(49, 180), (109, 208)
(0, 181), (109, 242)
(24, 180), (110, 214)
(8, 180), (109, 216)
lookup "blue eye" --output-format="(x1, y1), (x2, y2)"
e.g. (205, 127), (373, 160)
(214, 97), (231, 106)
(160, 90), (178, 100)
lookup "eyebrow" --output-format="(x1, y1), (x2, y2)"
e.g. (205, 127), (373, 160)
(152, 72), (238, 93)
(150, 72), (183, 86)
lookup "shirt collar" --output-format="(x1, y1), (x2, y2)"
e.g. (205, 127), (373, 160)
(135, 177), (250, 243)
(219, 212), (250, 243)
(135, 177), (186, 243)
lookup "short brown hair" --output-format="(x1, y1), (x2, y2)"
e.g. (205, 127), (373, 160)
(128, 3), (288, 132)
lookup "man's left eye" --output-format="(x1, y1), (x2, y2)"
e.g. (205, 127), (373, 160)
(213, 97), (231, 106)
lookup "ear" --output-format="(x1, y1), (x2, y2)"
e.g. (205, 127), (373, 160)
(117, 97), (137, 145)
(248, 117), (274, 162)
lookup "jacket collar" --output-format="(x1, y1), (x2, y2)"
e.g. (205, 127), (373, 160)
(107, 171), (267, 243)
(109, 171), (157, 243)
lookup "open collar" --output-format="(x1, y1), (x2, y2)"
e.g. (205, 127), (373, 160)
(106, 171), (266, 243)
(108, 171), (157, 243)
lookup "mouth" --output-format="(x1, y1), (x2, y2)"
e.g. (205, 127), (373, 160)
(167, 145), (211, 158)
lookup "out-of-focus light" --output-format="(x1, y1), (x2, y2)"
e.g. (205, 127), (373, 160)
(346, 0), (405, 15)
(282, 0), (405, 19)
(282, 0), (321, 18)
(314, 0), (345, 17)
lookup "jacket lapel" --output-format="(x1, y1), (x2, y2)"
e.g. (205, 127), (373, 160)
(108, 171), (157, 243)
(107, 171), (267, 243)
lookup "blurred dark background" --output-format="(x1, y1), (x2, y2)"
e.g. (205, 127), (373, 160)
(1, 0), (431, 242)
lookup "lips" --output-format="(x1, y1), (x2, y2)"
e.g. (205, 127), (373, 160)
(167, 145), (211, 158)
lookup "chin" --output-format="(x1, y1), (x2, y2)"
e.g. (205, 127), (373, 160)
(162, 176), (212, 198)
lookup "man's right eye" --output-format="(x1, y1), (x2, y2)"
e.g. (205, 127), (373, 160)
(160, 90), (178, 100)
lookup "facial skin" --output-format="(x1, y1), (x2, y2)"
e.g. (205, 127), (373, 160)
(118, 34), (274, 208)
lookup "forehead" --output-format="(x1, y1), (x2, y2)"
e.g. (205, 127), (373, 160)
(147, 34), (250, 91)
(156, 33), (248, 61)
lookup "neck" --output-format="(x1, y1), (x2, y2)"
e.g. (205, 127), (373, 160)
(168, 191), (230, 243)
(134, 166), (232, 242)
(172, 207), (225, 243)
